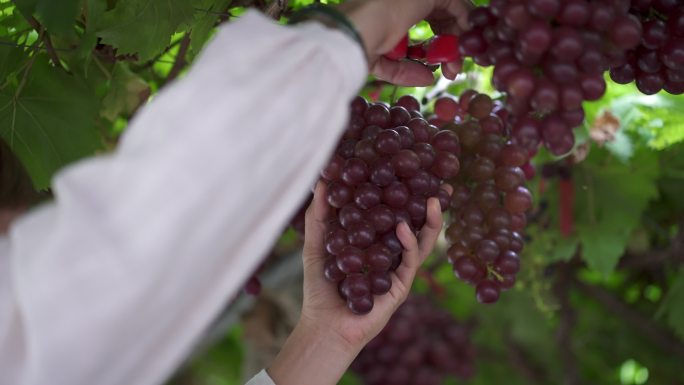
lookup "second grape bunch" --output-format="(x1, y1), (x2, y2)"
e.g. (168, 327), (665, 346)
(320, 95), (458, 314)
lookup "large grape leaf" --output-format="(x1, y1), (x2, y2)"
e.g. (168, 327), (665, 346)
(657, 270), (684, 341)
(13, 0), (80, 35)
(0, 45), (24, 82)
(0, 56), (103, 189)
(101, 62), (149, 121)
(188, 0), (233, 53)
(96, 0), (194, 60)
(574, 149), (660, 276)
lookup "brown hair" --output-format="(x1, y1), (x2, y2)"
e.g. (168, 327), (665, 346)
(0, 139), (48, 209)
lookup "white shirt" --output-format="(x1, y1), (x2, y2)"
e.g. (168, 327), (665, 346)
(0, 10), (366, 385)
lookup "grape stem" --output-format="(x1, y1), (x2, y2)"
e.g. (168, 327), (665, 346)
(572, 275), (684, 361)
(166, 33), (192, 83)
(24, 15), (67, 73)
(486, 264), (503, 281)
(266, 0), (290, 20)
(553, 264), (581, 385)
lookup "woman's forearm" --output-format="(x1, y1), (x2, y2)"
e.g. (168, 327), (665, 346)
(0, 11), (366, 385)
(267, 320), (362, 385)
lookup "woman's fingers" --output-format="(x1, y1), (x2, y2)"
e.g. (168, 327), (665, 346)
(441, 60), (463, 80)
(392, 190), (448, 298)
(430, 0), (473, 33)
(392, 221), (421, 296)
(418, 197), (444, 259)
(302, 182), (330, 265)
(372, 57), (436, 86)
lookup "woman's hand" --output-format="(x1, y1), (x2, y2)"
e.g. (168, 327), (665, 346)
(340, 0), (472, 86)
(268, 181), (448, 385)
(299, 181), (446, 347)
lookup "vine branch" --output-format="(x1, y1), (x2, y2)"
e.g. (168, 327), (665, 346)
(618, 215), (684, 269)
(166, 33), (192, 83)
(572, 277), (684, 361)
(554, 263), (582, 385)
(25, 16), (67, 72)
(265, 0), (290, 19)
(503, 334), (549, 385)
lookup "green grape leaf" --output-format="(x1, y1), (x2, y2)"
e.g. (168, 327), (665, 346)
(575, 149), (660, 276)
(0, 56), (103, 189)
(13, 0), (80, 35)
(96, 0), (194, 60)
(101, 63), (149, 121)
(0, 45), (24, 83)
(35, 0), (80, 35)
(189, 0), (232, 53)
(657, 269), (684, 341)
(12, 0), (38, 16)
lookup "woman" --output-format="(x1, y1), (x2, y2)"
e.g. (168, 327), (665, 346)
(0, 1), (470, 384)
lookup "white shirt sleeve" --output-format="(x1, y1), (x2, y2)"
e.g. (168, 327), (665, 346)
(245, 369), (276, 385)
(0, 10), (366, 385)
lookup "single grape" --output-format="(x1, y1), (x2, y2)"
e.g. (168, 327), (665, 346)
(551, 27), (584, 62)
(337, 246), (365, 274)
(495, 250), (521, 274)
(499, 143), (528, 167)
(347, 220), (377, 249)
(370, 158), (397, 187)
(610, 15), (643, 50)
(494, 167), (524, 192)
(468, 94), (495, 119)
(434, 97), (460, 121)
(476, 239), (500, 262)
(486, 207), (512, 229)
(396, 95), (421, 112)
(431, 130), (461, 154)
(475, 280), (501, 304)
(366, 244), (393, 272)
(364, 104), (391, 128)
(348, 295), (374, 315)
(390, 106), (412, 127)
(383, 181), (410, 208)
(325, 227), (348, 255)
(504, 186), (533, 213)
(531, 79), (559, 113)
(394, 126), (416, 149)
(609, 63), (636, 84)
(375, 129), (402, 155)
(244, 276), (262, 296)
(368, 204), (396, 233)
(453, 256), (487, 285)
(636, 71), (665, 95)
(324, 257), (346, 282)
(321, 154), (344, 181)
(354, 182), (383, 209)
(368, 271), (392, 295)
(327, 181), (353, 208)
(431, 151), (461, 179)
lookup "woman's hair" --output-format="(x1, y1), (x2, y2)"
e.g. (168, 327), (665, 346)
(0, 139), (48, 208)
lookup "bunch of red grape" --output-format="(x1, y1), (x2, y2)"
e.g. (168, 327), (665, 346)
(320, 95), (459, 314)
(436, 91), (532, 304)
(350, 295), (475, 385)
(459, 0), (642, 155)
(609, 0), (684, 95)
